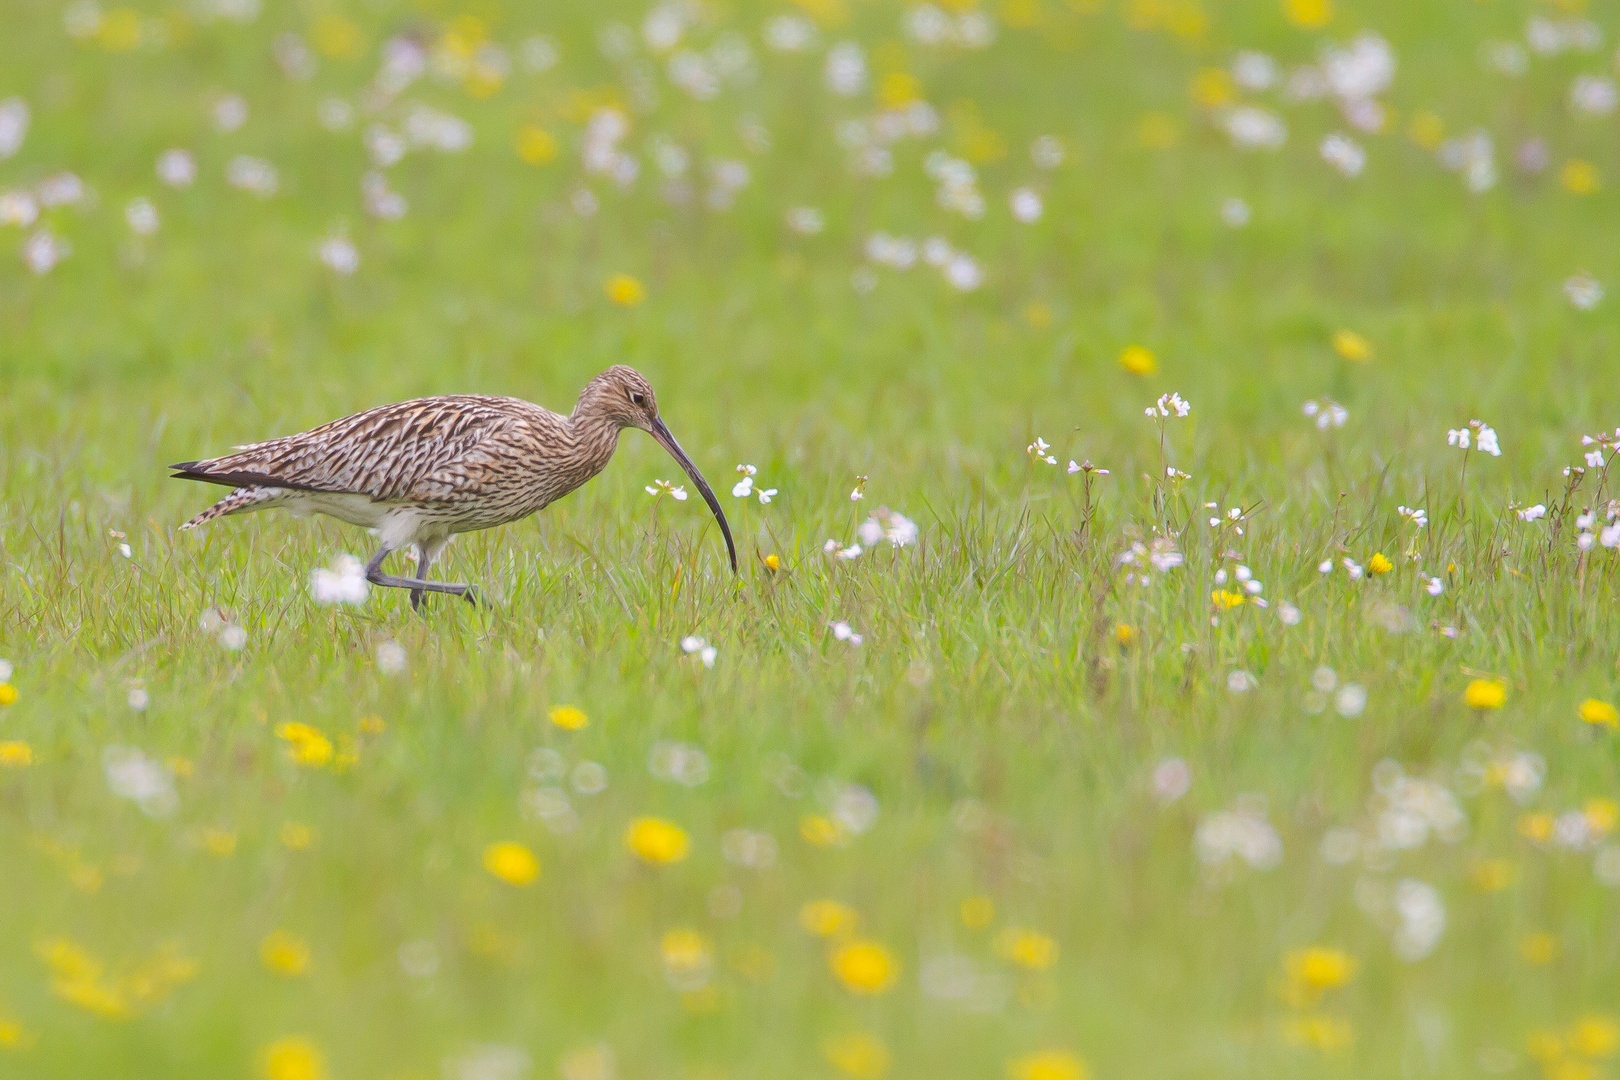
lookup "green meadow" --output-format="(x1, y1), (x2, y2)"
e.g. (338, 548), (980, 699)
(2, 0), (1620, 1076)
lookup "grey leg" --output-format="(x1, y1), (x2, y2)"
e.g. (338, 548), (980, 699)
(410, 547), (434, 611)
(363, 545), (478, 607)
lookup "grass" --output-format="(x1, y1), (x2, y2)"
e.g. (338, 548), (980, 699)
(3, 0), (1620, 1077)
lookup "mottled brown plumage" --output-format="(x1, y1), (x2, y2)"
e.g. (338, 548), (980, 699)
(173, 366), (737, 607)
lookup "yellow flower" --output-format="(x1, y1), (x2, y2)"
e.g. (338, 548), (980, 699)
(1562, 159), (1599, 195)
(515, 126), (557, 165)
(1283, 1015), (1354, 1052)
(0, 1018), (33, 1048)
(484, 841), (540, 886)
(1212, 589), (1246, 609)
(660, 928), (712, 977)
(1519, 812), (1554, 843)
(359, 715), (387, 734)
(1007, 1049), (1088, 1080)
(830, 940), (898, 994)
(167, 756), (193, 777)
(800, 899), (857, 937)
(1470, 858), (1517, 891)
(97, 8), (141, 51)
(960, 895), (995, 928)
(201, 827), (237, 857)
(1190, 67), (1233, 108)
(1283, 947), (1356, 1002)
(280, 822), (314, 850)
(1113, 623), (1136, 646)
(995, 928), (1058, 970)
(800, 814), (846, 846)
(312, 14), (363, 59)
(260, 931), (311, 976)
(1023, 301), (1053, 329)
(1282, 0), (1332, 29)
(605, 274), (645, 306)
(1584, 797), (1618, 834)
(0, 741), (32, 767)
(625, 816), (689, 864)
(275, 722), (333, 767)
(1551, 1062), (1600, 1080)
(764, 553), (781, 572)
(1570, 1016), (1620, 1058)
(1519, 932), (1559, 964)
(0, 683), (17, 705)
(878, 71), (922, 108)
(1464, 679), (1507, 710)
(824, 1033), (891, 1079)
(1368, 552), (1393, 575)
(263, 1037), (325, 1080)
(1332, 329), (1371, 362)
(1407, 111), (1444, 150)
(1119, 344), (1157, 375)
(1578, 699), (1619, 729)
(549, 705), (588, 731)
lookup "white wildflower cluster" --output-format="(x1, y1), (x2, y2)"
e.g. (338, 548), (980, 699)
(1319, 133), (1366, 178)
(918, 953), (1012, 1014)
(1303, 666), (1367, 717)
(925, 150), (983, 218)
(680, 634), (718, 668)
(921, 236), (982, 291)
(825, 507), (919, 560)
(1437, 129), (1496, 193)
(361, 170), (407, 219)
(762, 14), (816, 53)
(1572, 504), (1620, 552)
(125, 197), (159, 236)
(1319, 556), (1368, 580)
(199, 607), (248, 651)
(1569, 75), (1617, 116)
(1223, 106), (1287, 151)
(226, 154), (279, 197)
(903, 3), (995, 49)
(0, 97), (29, 159)
(213, 93), (248, 133)
(1365, 878), (1446, 961)
(1008, 187), (1042, 224)
(1447, 419), (1501, 456)
(1324, 761), (1467, 868)
(644, 478), (688, 501)
(1212, 562), (1267, 607)
(721, 827), (777, 869)
(582, 108), (637, 188)
(157, 147), (196, 187)
(1115, 538), (1183, 586)
(836, 102), (940, 178)
(1511, 502), (1546, 523)
(1026, 436), (1057, 466)
(828, 620), (863, 646)
(705, 158), (750, 210)
(648, 740), (710, 787)
(1302, 399), (1348, 430)
(1455, 743), (1545, 803)
(1151, 758), (1191, 803)
(823, 41), (867, 96)
(1564, 273), (1603, 310)
(785, 206), (824, 234)
(1067, 459), (1108, 476)
(1526, 16), (1603, 56)
(817, 778), (880, 836)
(1195, 798), (1282, 872)
(1397, 504), (1428, 527)
(864, 231), (919, 269)
(103, 746), (178, 817)
(310, 554), (369, 605)
(730, 463), (776, 504)
(1146, 392), (1191, 419)
(317, 234), (359, 275)
(666, 35), (757, 102)
(1231, 50), (1278, 90)
(1030, 135), (1064, 169)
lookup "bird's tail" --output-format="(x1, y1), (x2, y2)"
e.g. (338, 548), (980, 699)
(180, 486), (284, 530)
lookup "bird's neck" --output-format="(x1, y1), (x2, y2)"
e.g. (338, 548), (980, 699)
(567, 410), (622, 468)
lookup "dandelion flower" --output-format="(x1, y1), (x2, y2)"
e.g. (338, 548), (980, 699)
(1561, 159), (1599, 194)
(549, 705), (588, 730)
(1570, 1017), (1620, 1058)
(800, 899), (857, 937)
(1119, 345), (1156, 375)
(1464, 679), (1507, 710)
(604, 274), (645, 306)
(276, 722), (334, 767)
(995, 928), (1058, 970)
(1368, 552), (1393, 575)
(1007, 1050), (1088, 1080)
(1579, 699), (1619, 729)
(830, 940), (898, 994)
(262, 1037), (325, 1080)
(0, 740), (32, 766)
(0, 684), (16, 706)
(824, 1033), (891, 1080)
(483, 841), (540, 885)
(259, 931), (311, 976)
(1284, 947), (1357, 996)
(625, 816), (690, 864)
(1331, 329), (1371, 362)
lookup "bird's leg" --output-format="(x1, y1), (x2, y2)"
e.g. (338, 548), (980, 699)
(410, 546), (434, 611)
(363, 545), (477, 606)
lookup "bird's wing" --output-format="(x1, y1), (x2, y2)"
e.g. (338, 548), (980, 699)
(172, 396), (529, 503)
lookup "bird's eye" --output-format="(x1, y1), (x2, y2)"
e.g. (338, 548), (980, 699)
(630, 392), (646, 406)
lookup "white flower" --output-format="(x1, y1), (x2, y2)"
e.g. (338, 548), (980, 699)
(1319, 559), (1334, 573)
(317, 235), (359, 275)
(763, 14), (816, 52)
(1476, 424), (1501, 456)
(1149, 392), (1191, 418)
(1278, 601), (1302, 625)
(731, 475), (754, 498)
(125, 197), (159, 236)
(0, 98), (29, 159)
(103, 746), (178, 817)
(1516, 503), (1547, 522)
(1030, 134), (1064, 169)
(219, 624), (248, 650)
(1320, 133), (1366, 177)
(786, 206), (824, 234)
(1231, 51), (1278, 90)
(213, 93), (249, 133)
(645, 479), (688, 501)
(1391, 878), (1445, 961)
(1578, 532), (1596, 551)
(824, 41), (867, 96)
(829, 621), (863, 646)
(1397, 505), (1428, 527)
(756, 487), (778, 505)
(1195, 802), (1282, 870)
(375, 640), (407, 673)
(226, 155), (278, 196)
(1421, 574), (1444, 596)
(1026, 437), (1057, 465)
(1600, 523), (1620, 548)
(1009, 187), (1042, 223)
(1447, 428), (1470, 449)
(0, 189), (39, 227)
(944, 253), (982, 291)
(310, 554), (369, 605)
(1303, 399), (1348, 429)
(1343, 558), (1364, 580)
(1224, 106), (1287, 150)
(1565, 274), (1604, 310)
(1227, 670), (1256, 693)
(1152, 758), (1191, 802)
(1570, 75), (1618, 115)
(1219, 197), (1250, 227)
(22, 229), (70, 274)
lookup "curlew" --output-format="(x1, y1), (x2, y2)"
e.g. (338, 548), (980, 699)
(172, 366), (737, 608)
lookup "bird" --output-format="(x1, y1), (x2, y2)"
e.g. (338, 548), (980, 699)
(171, 366), (737, 608)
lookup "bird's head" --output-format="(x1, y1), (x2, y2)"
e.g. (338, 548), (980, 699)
(574, 365), (738, 574)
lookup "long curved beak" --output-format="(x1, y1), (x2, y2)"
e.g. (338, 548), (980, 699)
(649, 417), (738, 574)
